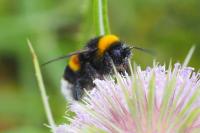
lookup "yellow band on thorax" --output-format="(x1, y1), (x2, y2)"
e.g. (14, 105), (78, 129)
(69, 55), (80, 72)
(97, 35), (119, 56)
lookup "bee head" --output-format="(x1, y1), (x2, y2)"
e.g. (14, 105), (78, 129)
(108, 42), (131, 72)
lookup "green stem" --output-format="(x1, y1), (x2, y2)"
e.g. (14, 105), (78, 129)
(102, 0), (110, 34)
(27, 40), (56, 133)
(94, 0), (110, 36)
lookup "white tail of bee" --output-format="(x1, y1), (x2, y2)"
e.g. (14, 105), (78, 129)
(61, 79), (74, 103)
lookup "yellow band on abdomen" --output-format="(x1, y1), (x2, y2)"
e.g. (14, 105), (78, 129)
(69, 55), (80, 72)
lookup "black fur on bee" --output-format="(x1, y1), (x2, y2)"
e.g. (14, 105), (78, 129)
(62, 35), (131, 100)
(43, 34), (152, 101)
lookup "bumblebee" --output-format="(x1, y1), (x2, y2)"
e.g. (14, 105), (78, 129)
(43, 34), (151, 101)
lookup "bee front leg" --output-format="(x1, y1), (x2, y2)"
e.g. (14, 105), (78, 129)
(104, 52), (126, 75)
(102, 52), (113, 74)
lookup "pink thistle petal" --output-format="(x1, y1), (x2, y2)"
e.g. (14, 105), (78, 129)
(57, 63), (200, 133)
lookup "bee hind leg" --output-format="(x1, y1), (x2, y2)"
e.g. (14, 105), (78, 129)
(72, 80), (85, 100)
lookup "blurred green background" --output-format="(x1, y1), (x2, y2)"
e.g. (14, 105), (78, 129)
(0, 0), (199, 132)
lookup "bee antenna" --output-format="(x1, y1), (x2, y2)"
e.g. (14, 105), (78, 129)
(129, 46), (155, 56)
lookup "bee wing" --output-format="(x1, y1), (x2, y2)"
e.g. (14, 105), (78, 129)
(42, 48), (97, 66)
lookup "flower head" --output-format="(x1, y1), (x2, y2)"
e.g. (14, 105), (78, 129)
(57, 63), (200, 133)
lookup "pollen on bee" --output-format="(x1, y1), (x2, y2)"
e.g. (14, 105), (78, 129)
(97, 34), (119, 56)
(69, 55), (80, 71)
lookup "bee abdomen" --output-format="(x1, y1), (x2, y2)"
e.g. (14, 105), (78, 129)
(61, 78), (74, 102)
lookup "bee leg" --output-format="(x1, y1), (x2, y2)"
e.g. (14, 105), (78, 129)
(103, 52), (113, 74)
(85, 63), (102, 80)
(104, 52), (126, 75)
(72, 79), (84, 100)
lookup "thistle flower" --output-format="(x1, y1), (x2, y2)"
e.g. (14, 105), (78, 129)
(56, 63), (200, 133)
